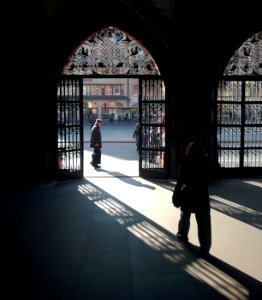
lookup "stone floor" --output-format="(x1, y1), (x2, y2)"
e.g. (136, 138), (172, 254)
(3, 124), (262, 299)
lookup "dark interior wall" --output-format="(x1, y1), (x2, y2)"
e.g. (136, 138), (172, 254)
(45, 0), (174, 79)
(3, 2), (50, 189)
(3, 0), (261, 188)
(165, 2), (262, 175)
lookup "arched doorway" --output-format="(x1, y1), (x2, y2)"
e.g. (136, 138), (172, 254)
(214, 31), (262, 175)
(56, 26), (167, 181)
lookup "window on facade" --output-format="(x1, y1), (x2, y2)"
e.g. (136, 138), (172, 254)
(132, 84), (139, 96)
(114, 86), (120, 95)
(84, 84), (125, 96)
(104, 85), (112, 95)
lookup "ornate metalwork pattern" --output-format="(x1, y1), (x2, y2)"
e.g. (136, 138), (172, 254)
(62, 26), (160, 76)
(224, 31), (262, 76)
(57, 78), (83, 178)
(217, 31), (262, 170)
(140, 78), (166, 177)
(216, 80), (262, 168)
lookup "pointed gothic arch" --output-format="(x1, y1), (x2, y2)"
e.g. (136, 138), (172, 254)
(224, 31), (262, 76)
(62, 26), (160, 75)
(215, 31), (262, 173)
(57, 26), (167, 180)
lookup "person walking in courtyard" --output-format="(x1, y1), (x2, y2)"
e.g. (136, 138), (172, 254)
(90, 119), (102, 168)
(133, 122), (140, 151)
(172, 141), (212, 258)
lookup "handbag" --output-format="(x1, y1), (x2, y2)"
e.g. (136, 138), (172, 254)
(172, 184), (188, 208)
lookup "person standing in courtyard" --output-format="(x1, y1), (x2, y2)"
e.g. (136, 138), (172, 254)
(90, 119), (102, 168)
(172, 141), (212, 258)
(133, 122), (140, 151)
(88, 113), (96, 129)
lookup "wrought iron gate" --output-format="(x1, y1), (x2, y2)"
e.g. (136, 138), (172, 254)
(215, 31), (262, 175)
(57, 77), (83, 180)
(56, 26), (166, 180)
(56, 76), (167, 180)
(139, 77), (167, 178)
(216, 79), (262, 171)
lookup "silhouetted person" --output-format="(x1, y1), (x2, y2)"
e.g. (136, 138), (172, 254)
(133, 122), (140, 151)
(172, 142), (212, 257)
(88, 114), (96, 129)
(90, 119), (102, 168)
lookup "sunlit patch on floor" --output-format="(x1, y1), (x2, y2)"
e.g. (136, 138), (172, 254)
(185, 258), (249, 300)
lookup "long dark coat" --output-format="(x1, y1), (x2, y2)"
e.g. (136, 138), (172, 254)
(173, 157), (210, 213)
(90, 125), (102, 148)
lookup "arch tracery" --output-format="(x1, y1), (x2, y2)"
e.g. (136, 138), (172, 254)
(224, 31), (262, 76)
(216, 31), (262, 170)
(62, 26), (160, 75)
